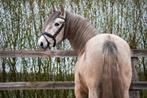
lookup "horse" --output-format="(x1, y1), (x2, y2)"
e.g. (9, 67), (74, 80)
(38, 6), (132, 98)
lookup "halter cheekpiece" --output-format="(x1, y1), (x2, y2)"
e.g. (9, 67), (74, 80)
(42, 16), (65, 47)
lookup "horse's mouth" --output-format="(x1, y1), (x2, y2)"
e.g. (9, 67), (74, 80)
(38, 44), (51, 50)
(38, 46), (50, 51)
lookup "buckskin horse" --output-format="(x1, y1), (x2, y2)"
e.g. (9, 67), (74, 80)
(38, 6), (132, 98)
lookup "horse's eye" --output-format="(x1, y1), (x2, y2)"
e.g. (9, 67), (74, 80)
(55, 23), (60, 26)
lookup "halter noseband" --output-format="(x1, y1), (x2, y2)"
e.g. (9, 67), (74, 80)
(42, 17), (65, 47)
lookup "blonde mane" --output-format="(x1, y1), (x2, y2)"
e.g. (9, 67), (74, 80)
(64, 12), (97, 54)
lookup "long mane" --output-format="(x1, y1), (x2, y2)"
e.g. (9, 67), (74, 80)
(64, 11), (97, 54)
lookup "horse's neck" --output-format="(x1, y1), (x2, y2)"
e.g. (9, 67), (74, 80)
(65, 12), (96, 54)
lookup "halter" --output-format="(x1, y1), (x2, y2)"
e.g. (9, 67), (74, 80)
(42, 17), (65, 47)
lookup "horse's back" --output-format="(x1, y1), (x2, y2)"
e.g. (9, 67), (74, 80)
(85, 34), (131, 60)
(87, 34), (130, 49)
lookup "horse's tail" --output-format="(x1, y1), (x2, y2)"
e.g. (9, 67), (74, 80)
(101, 40), (123, 98)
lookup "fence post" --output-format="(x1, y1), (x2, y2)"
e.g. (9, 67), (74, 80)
(130, 57), (140, 98)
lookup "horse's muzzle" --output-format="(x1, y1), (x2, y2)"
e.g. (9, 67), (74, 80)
(38, 36), (51, 50)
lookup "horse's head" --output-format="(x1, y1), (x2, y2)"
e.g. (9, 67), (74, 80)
(38, 6), (66, 49)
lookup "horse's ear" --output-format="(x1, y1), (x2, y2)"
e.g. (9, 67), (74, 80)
(51, 2), (56, 12)
(60, 5), (65, 16)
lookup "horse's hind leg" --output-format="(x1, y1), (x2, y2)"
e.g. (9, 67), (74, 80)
(75, 85), (88, 98)
(124, 90), (130, 98)
(88, 88), (98, 98)
(123, 63), (132, 98)
(123, 80), (131, 98)
(86, 78), (99, 98)
(75, 71), (88, 98)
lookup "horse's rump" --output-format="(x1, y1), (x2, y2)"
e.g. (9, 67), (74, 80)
(100, 40), (124, 98)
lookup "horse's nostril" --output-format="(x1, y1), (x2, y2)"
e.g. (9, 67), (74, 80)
(40, 42), (43, 47)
